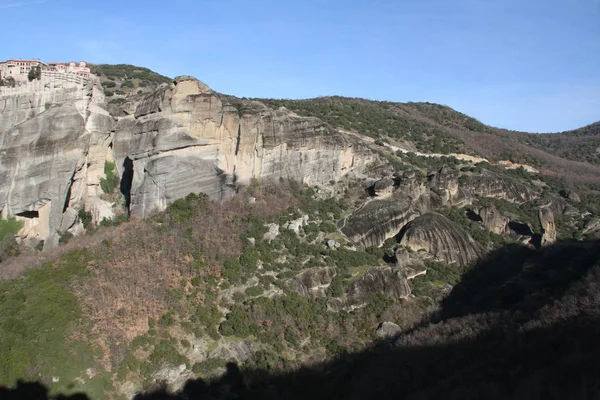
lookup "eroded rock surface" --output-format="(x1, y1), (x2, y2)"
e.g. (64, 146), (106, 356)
(0, 81), (112, 246)
(113, 76), (373, 217)
(287, 267), (336, 299)
(399, 213), (485, 265)
(347, 266), (411, 307)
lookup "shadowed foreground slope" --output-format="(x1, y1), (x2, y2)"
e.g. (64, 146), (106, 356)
(2, 240), (600, 400)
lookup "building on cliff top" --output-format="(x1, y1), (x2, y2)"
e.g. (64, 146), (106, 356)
(0, 59), (90, 84)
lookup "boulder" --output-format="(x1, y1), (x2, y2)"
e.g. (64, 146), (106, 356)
(287, 267), (336, 299)
(263, 223), (280, 242)
(372, 176), (395, 197)
(376, 322), (402, 338)
(283, 214), (309, 234)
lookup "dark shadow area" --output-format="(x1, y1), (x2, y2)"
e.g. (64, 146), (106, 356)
(120, 156), (134, 212)
(2, 240), (600, 400)
(508, 221), (534, 236)
(0, 380), (89, 400)
(439, 240), (600, 321)
(16, 210), (39, 219)
(465, 208), (483, 222)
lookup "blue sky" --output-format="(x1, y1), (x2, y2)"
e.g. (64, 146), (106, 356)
(1, 0), (598, 132)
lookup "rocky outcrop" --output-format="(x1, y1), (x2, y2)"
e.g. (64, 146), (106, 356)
(341, 195), (420, 248)
(427, 165), (469, 208)
(0, 80), (112, 246)
(460, 171), (536, 203)
(394, 247), (427, 278)
(208, 340), (254, 364)
(399, 213), (485, 265)
(372, 176), (395, 197)
(342, 165), (539, 249)
(376, 321), (401, 338)
(346, 266), (411, 307)
(287, 267), (336, 299)
(474, 205), (509, 235)
(539, 205), (557, 246)
(113, 76), (373, 217)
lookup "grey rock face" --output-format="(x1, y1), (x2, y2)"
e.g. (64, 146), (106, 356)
(460, 171), (536, 203)
(347, 266), (411, 307)
(0, 81), (113, 246)
(282, 214), (309, 234)
(287, 267), (336, 299)
(373, 176), (395, 197)
(376, 321), (402, 338)
(341, 195), (420, 249)
(209, 340), (254, 363)
(326, 239), (341, 249)
(399, 213), (485, 266)
(475, 205), (509, 235)
(342, 165), (538, 249)
(263, 223), (280, 242)
(539, 205), (557, 246)
(113, 76), (373, 217)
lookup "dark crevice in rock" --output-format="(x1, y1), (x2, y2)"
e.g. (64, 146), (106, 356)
(120, 157), (134, 213)
(508, 221), (534, 236)
(62, 169), (77, 213)
(234, 124), (241, 156)
(466, 209), (483, 222)
(16, 210), (39, 219)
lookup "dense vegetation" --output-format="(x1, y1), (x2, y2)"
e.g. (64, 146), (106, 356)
(88, 64), (171, 85)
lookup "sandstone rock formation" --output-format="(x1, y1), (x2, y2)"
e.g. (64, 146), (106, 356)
(539, 205), (557, 246)
(341, 195), (420, 248)
(0, 80), (112, 246)
(372, 176), (395, 197)
(0, 74), (374, 246)
(287, 267), (337, 299)
(460, 171), (536, 203)
(474, 205), (509, 235)
(398, 213), (485, 265)
(346, 266), (411, 307)
(113, 76), (373, 217)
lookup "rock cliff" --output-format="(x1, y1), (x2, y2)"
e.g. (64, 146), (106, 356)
(398, 213), (485, 265)
(0, 80), (112, 246)
(0, 75), (375, 245)
(113, 76), (373, 217)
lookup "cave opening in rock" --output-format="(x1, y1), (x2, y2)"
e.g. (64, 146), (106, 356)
(508, 221), (534, 236)
(16, 210), (39, 219)
(466, 209), (483, 222)
(120, 157), (134, 212)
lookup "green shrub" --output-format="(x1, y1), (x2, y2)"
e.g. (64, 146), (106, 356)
(58, 231), (74, 245)
(101, 81), (116, 88)
(0, 249), (101, 391)
(120, 80), (134, 88)
(245, 286), (264, 297)
(104, 90), (114, 97)
(109, 97), (127, 104)
(192, 358), (226, 376)
(100, 161), (120, 194)
(0, 217), (23, 241)
(77, 209), (93, 229)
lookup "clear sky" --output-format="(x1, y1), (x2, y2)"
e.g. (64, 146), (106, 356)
(1, 0), (598, 132)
